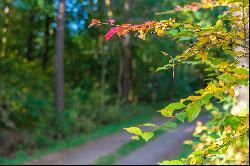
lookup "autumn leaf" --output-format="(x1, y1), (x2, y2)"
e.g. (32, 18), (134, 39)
(88, 19), (101, 28)
(105, 27), (121, 41)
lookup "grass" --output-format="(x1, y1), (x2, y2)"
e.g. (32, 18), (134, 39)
(94, 139), (145, 165)
(0, 103), (163, 165)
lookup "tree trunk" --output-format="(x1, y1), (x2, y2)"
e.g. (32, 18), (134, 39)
(98, 35), (107, 112)
(121, 36), (132, 104)
(117, 42), (123, 105)
(98, 0), (113, 111)
(120, 0), (132, 104)
(26, 10), (35, 61)
(55, 0), (65, 112)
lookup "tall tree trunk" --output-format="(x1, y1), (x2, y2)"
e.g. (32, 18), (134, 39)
(1, 1), (10, 58)
(120, 0), (132, 104)
(98, 35), (107, 111)
(27, 10), (35, 61)
(55, 0), (65, 112)
(117, 41), (123, 105)
(98, 0), (113, 111)
(43, 7), (51, 71)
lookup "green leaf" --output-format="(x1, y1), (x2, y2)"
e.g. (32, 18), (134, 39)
(156, 66), (167, 72)
(200, 94), (213, 105)
(178, 37), (192, 41)
(218, 73), (234, 82)
(124, 127), (142, 135)
(224, 115), (242, 130)
(176, 112), (187, 123)
(166, 102), (186, 110)
(156, 64), (173, 72)
(214, 19), (223, 30)
(234, 68), (249, 75)
(186, 102), (201, 122)
(190, 150), (204, 156)
(190, 156), (203, 165)
(158, 160), (184, 165)
(167, 29), (178, 36)
(164, 121), (177, 129)
(140, 123), (156, 127)
(160, 109), (174, 117)
(160, 102), (186, 117)
(141, 132), (154, 142)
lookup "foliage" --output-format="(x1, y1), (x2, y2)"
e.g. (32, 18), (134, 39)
(90, 0), (249, 165)
(0, 0), (208, 159)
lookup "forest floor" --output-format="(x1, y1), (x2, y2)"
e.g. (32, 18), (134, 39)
(25, 116), (209, 165)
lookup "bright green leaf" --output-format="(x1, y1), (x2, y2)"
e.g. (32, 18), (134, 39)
(234, 68), (249, 75)
(140, 123), (156, 127)
(141, 132), (154, 142)
(200, 94), (213, 105)
(186, 102), (201, 122)
(124, 127), (142, 135)
(160, 109), (174, 117)
(166, 102), (186, 110)
(160, 102), (186, 117)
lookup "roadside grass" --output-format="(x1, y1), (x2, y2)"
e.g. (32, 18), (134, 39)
(0, 103), (163, 165)
(94, 139), (145, 165)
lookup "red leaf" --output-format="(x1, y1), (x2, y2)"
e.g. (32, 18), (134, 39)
(105, 27), (121, 41)
(88, 19), (101, 28)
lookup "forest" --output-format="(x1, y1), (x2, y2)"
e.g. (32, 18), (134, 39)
(0, 0), (249, 165)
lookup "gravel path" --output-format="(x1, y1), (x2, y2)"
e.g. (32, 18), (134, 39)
(25, 131), (131, 165)
(25, 116), (208, 165)
(117, 116), (208, 165)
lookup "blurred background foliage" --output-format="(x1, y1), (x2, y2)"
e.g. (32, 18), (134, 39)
(0, 0), (227, 159)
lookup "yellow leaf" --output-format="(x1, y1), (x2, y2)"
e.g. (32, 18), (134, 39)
(228, 88), (235, 97)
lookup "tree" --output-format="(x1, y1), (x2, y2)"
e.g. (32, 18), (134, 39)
(42, 0), (53, 71)
(55, 0), (65, 112)
(26, 8), (35, 61)
(90, 0), (249, 164)
(121, 0), (132, 104)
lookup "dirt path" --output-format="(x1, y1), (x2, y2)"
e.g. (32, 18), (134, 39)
(25, 117), (163, 165)
(117, 116), (208, 165)
(25, 116), (208, 165)
(25, 131), (131, 165)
